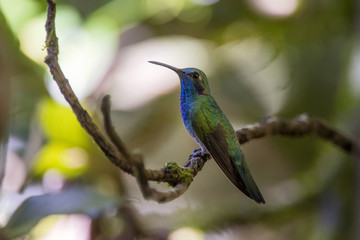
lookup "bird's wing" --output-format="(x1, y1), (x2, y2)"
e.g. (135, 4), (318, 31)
(192, 100), (265, 204)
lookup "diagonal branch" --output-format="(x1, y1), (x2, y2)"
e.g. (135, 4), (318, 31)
(44, 0), (182, 187)
(44, 0), (131, 174)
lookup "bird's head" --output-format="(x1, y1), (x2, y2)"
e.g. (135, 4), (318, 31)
(149, 61), (210, 96)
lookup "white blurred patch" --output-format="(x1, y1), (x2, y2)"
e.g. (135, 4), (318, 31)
(18, 16), (47, 64)
(218, 39), (289, 114)
(190, 0), (219, 6)
(107, 36), (211, 110)
(349, 43), (360, 95)
(169, 227), (204, 240)
(0, 185), (44, 227)
(39, 214), (91, 240)
(62, 147), (89, 169)
(249, 0), (299, 18)
(24, 6), (117, 104)
(0, 0), (42, 34)
(42, 169), (65, 193)
(45, 21), (116, 104)
(1, 151), (26, 192)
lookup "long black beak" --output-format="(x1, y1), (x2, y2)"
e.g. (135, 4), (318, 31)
(148, 61), (185, 76)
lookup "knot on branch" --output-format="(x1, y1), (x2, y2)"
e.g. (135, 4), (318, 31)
(163, 162), (193, 187)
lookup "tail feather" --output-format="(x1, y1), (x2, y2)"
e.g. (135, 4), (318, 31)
(236, 161), (265, 204)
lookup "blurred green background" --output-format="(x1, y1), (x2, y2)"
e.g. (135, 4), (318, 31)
(0, 0), (359, 239)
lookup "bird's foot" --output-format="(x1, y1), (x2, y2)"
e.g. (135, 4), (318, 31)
(190, 148), (203, 158)
(184, 149), (210, 168)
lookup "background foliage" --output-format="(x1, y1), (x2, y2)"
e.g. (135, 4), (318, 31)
(0, 0), (359, 239)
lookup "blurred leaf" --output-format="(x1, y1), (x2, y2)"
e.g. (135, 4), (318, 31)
(88, 0), (146, 28)
(1, 187), (121, 239)
(38, 98), (89, 148)
(32, 141), (89, 178)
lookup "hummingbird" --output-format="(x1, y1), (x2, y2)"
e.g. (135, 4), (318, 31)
(149, 61), (265, 204)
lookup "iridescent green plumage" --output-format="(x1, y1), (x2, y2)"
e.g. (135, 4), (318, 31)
(149, 61), (265, 204)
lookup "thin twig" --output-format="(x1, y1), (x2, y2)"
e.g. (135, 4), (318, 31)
(100, 95), (133, 162)
(101, 95), (191, 203)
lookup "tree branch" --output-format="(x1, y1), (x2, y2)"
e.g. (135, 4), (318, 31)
(44, 0), (182, 187)
(236, 114), (354, 153)
(44, 0), (357, 206)
(44, 0), (130, 173)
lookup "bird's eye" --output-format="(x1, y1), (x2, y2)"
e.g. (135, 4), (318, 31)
(192, 72), (200, 79)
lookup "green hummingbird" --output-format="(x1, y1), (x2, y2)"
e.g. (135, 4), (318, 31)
(149, 61), (265, 204)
